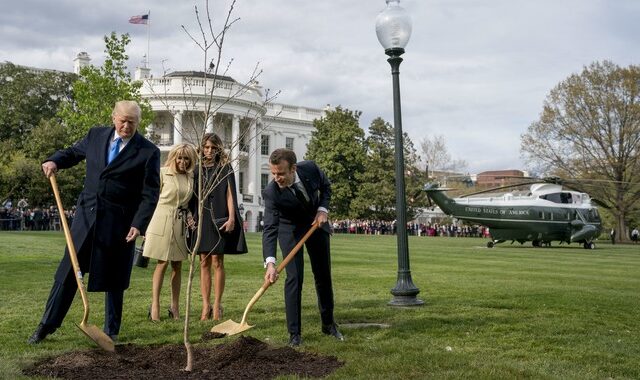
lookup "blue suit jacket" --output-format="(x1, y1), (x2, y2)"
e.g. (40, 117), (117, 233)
(262, 160), (331, 261)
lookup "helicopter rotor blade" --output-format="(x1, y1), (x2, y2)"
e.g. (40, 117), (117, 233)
(459, 180), (540, 198)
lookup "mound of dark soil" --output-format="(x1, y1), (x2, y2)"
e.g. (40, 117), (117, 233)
(23, 336), (343, 379)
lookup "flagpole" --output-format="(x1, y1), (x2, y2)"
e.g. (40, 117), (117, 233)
(146, 10), (151, 68)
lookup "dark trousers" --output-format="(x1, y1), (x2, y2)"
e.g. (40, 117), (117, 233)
(39, 237), (125, 336)
(40, 277), (124, 336)
(283, 229), (334, 334)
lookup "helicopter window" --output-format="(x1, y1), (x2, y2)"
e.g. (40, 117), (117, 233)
(540, 192), (572, 204)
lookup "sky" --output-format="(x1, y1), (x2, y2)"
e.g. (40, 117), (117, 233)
(2, 0), (640, 174)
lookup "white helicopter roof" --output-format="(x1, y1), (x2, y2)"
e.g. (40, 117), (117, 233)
(453, 183), (593, 207)
(529, 183), (563, 195)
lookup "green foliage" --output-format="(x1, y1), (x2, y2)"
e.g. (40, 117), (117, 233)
(521, 60), (640, 240)
(23, 119), (72, 161)
(1, 233), (640, 379)
(57, 32), (153, 141)
(305, 107), (367, 219)
(0, 62), (74, 149)
(351, 117), (426, 220)
(0, 149), (82, 207)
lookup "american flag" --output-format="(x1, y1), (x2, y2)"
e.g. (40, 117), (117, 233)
(128, 14), (149, 24)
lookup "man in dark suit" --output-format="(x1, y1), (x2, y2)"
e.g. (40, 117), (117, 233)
(28, 100), (160, 344)
(262, 148), (343, 347)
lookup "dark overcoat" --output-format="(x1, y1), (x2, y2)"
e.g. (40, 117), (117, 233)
(47, 126), (160, 291)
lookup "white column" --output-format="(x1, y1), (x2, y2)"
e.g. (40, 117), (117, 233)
(247, 119), (261, 233)
(247, 119), (257, 196)
(173, 111), (183, 145)
(206, 112), (214, 133)
(231, 114), (240, 195)
(146, 122), (154, 140)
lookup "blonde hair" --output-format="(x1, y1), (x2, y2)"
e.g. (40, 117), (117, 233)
(112, 100), (141, 122)
(165, 143), (197, 173)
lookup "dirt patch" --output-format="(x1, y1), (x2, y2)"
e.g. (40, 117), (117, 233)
(23, 336), (344, 379)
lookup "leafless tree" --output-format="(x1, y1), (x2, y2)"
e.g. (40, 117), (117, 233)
(419, 134), (467, 178)
(146, 0), (280, 370)
(521, 60), (640, 240)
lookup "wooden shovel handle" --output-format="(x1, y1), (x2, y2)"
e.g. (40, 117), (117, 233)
(49, 175), (91, 324)
(276, 222), (319, 274)
(238, 222), (320, 325)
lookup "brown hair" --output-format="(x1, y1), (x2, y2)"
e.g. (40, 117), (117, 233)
(269, 148), (297, 168)
(202, 133), (229, 165)
(165, 143), (197, 173)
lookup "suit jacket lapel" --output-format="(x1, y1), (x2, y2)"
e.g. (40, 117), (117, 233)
(297, 169), (316, 205)
(98, 128), (114, 172)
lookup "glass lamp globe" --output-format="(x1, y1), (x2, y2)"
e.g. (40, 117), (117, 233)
(375, 0), (412, 51)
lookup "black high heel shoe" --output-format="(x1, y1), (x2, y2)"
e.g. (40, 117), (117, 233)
(168, 308), (180, 320)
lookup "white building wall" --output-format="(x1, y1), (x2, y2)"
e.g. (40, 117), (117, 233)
(139, 72), (324, 232)
(7, 58), (326, 233)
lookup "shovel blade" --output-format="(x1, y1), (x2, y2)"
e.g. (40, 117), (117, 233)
(77, 322), (115, 352)
(210, 319), (254, 336)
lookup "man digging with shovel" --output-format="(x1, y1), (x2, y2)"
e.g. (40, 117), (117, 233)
(262, 148), (343, 347)
(27, 101), (160, 347)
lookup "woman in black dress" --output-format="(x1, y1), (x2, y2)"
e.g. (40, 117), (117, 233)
(191, 133), (247, 321)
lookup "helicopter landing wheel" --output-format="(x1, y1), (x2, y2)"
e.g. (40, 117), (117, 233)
(587, 242), (596, 250)
(487, 241), (495, 248)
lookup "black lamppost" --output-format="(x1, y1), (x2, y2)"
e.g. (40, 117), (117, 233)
(376, 0), (424, 306)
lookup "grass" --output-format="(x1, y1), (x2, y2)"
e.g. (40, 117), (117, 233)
(1, 231), (639, 379)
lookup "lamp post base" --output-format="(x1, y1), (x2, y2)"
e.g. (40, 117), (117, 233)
(388, 294), (424, 307)
(388, 271), (424, 306)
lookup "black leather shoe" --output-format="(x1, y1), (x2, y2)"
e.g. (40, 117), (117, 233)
(288, 333), (302, 347)
(322, 323), (344, 341)
(27, 323), (54, 345)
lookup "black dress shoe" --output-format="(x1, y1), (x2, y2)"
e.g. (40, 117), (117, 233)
(322, 323), (344, 341)
(288, 333), (302, 347)
(27, 323), (54, 345)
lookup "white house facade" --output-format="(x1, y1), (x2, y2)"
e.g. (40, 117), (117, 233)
(7, 53), (326, 232)
(135, 66), (325, 232)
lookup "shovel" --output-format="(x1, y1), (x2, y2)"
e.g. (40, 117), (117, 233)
(49, 174), (115, 352)
(211, 222), (319, 336)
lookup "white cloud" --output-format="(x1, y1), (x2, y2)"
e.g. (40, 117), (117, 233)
(1, 0), (639, 173)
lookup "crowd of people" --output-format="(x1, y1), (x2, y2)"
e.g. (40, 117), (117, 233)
(331, 219), (491, 238)
(0, 204), (75, 231)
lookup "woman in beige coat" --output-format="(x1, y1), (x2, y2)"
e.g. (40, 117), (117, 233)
(143, 144), (197, 321)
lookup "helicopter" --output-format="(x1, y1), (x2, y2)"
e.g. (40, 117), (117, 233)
(423, 177), (603, 249)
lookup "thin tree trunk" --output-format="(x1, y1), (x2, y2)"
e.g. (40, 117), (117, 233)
(183, 250), (197, 371)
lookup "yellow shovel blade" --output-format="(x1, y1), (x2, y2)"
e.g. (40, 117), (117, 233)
(77, 322), (115, 352)
(210, 319), (254, 336)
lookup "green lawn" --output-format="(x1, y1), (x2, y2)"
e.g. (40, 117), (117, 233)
(1, 231), (639, 379)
